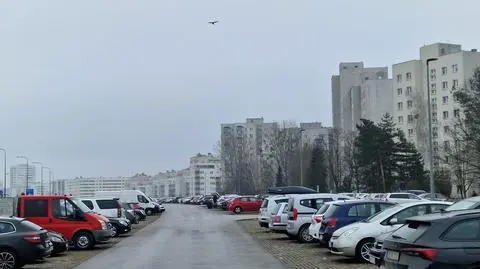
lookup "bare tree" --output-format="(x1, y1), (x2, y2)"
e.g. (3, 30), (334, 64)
(412, 88), (428, 157)
(327, 128), (343, 192)
(342, 130), (358, 192)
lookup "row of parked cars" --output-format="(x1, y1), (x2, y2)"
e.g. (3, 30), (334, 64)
(0, 189), (165, 268)
(257, 187), (480, 268)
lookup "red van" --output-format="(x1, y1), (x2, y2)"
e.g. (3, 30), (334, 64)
(16, 195), (112, 249)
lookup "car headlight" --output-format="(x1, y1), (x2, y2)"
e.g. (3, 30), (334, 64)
(119, 220), (128, 226)
(338, 227), (359, 239)
(99, 220), (108, 230)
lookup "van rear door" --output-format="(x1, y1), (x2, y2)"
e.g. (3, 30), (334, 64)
(20, 197), (50, 228)
(96, 199), (122, 218)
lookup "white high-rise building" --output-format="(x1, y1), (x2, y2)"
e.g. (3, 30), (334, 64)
(392, 43), (480, 171)
(332, 62), (393, 131)
(9, 164), (36, 196)
(190, 153), (221, 196)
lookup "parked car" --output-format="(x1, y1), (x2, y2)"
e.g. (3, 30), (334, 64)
(384, 192), (425, 203)
(128, 203), (147, 221)
(80, 198), (125, 218)
(444, 196), (480, 211)
(286, 193), (352, 243)
(317, 200), (395, 244)
(368, 230), (393, 266)
(418, 192), (448, 201)
(47, 230), (68, 256)
(268, 202), (289, 233)
(308, 201), (335, 240)
(108, 217), (132, 237)
(329, 201), (452, 262)
(0, 217), (53, 268)
(121, 202), (139, 224)
(95, 190), (158, 216)
(382, 209), (480, 268)
(258, 195), (290, 228)
(228, 196), (263, 214)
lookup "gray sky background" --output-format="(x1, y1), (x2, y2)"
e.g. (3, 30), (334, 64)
(0, 0), (479, 179)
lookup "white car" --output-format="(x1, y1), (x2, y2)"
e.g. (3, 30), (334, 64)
(308, 201), (335, 240)
(258, 195), (290, 228)
(329, 201), (452, 262)
(268, 202), (289, 232)
(383, 192), (425, 203)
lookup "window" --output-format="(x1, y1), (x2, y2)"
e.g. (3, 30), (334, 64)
(391, 205), (428, 223)
(406, 86), (412, 95)
(430, 69), (436, 81)
(408, 129), (413, 136)
(441, 66), (447, 75)
(240, 197), (249, 202)
(398, 116), (404, 124)
(397, 74), (402, 82)
(397, 102), (403, 110)
(0, 222), (15, 234)
(379, 203), (392, 211)
(444, 126), (450, 133)
(444, 141), (451, 151)
(81, 200), (94, 210)
(432, 89), (437, 95)
(355, 203), (376, 217)
(431, 97), (437, 103)
(407, 115), (413, 123)
(432, 103), (437, 110)
(300, 198), (332, 209)
(406, 72), (412, 80)
(431, 83), (437, 90)
(52, 199), (75, 219)
(454, 109), (460, 118)
(397, 88), (403, 95)
(24, 199), (48, 217)
(453, 79), (459, 89)
(442, 96), (449, 104)
(432, 112), (437, 122)
(390, 194), (409, 199)
(407, 100), (412, 109)
(443, 111), (449, 119)
(392, 222), (431, 242)
(429, 204), (448, 213)
(137, 195), (149, 203)
(442, 81), (448, 89)
(452, 64), (458, 73)
(443, 219), (480, 241)
(97, 199), (120, 209)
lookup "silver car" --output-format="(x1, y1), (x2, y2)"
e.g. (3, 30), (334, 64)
(269, 202), (289, 233)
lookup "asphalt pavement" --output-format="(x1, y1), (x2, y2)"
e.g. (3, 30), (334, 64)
(74, 204), (285, 269)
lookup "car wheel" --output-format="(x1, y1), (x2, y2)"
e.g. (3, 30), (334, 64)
(297, 224), (314, 243)
(356, 238), (374, 262)
(0, 249), (17, 269)
(111, 225), (119, 237)
(234, 206), (242, 214)
(145, 208), (153, 216)
(73, 232), (94, 250)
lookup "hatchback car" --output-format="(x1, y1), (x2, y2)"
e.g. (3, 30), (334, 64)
(228, 196), (263, 214)
(0, 217), (53, 268)
(268, 202), (289, 233)
(383, 209), (480, 268)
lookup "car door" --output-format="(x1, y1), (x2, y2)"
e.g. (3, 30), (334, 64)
(22, 198), (50, 229)
(49, 197), (82, 237)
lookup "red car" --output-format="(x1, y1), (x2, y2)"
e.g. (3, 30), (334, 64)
(228, 196), (263, 214)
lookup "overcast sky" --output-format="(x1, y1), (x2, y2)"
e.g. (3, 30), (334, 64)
(1, 0), (479, 179)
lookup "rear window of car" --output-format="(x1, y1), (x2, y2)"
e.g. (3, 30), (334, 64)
(391, 221), (431, 242)
(445, 200), (479, 212)
(315, 203), (331, 215)
(20, 220), (43, 231)
(323, 204), (341, 218)
(261, 199), (269, 208)
(97, 199), (120, 209)
(390, 194), (410, 199)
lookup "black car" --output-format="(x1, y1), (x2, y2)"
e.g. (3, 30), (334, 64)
(121, 203), (139, 224)
(47, 231), (68, 256)
(0, 217), (53, 268)
(383, 209), (480, 268)
(108, 217), (132, 237)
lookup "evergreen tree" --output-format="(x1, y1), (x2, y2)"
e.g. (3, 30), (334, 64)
(307, 139), (328, 192)
(394, 130), (428, 190)
(355, 119), (384, 192)
(377, 113), (399, 192)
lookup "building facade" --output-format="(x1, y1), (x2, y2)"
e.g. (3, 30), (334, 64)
(332, 62), (392, 131)
(189, 153), (221, 196)
(9, 164), (36, 196)
(51, 177), (127, 197)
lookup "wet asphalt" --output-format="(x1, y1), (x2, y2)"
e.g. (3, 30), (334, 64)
(74, 204), (285, 269)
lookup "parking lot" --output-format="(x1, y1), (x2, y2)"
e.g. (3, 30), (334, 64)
(24, 214), (161, 269)
(237, 219), (375, 269)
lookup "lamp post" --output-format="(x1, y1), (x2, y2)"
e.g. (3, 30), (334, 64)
(0, 149), (6, 197)
(32, 162), (44, 195)
(299, 128), (305, 186)
(426, 58), (438, 195)
(16, 156), (29, 194)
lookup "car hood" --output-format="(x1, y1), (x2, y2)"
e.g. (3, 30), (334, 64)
(332, 221), (376, 237)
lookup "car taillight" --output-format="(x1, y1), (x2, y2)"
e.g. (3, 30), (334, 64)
(314, 216), (323, 223)
(273, 216), (281, 223)
(24, 232), (42, 244)
(327, 218), (337, 229)
(400, 248), (438, 261)
(292, 208), (298, 220)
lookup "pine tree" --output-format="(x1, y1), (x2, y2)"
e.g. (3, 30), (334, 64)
(394, 130), (428, 190)
(307, 139), (328, 192)
(377, 113), (398, 192)
(355, 119), (383, 192)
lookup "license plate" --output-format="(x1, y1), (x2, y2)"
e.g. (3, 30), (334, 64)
(386, 250), (399, 261)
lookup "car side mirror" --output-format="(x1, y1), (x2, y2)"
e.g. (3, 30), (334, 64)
(389, 218), (399, 225)
(74, 208), (84, 220)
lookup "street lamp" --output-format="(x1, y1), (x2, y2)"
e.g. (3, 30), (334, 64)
(16, 156), (29, 194)
(299, 128), (305, 186)
(32, 162), (45, 195)
(0, 149), (6, 197)
(426, 58), (438, 195)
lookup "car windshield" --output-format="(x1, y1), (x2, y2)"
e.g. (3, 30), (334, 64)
(445, 200), (478, 211)
(363, 204), (409, 223)
(70, 198), (93, 212)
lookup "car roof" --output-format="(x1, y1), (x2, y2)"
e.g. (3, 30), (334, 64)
(289, 193), (343, 199)
(330, 200), (395, 206)
(406, 209), (480, 223)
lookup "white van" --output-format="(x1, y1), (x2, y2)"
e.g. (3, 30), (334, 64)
(80, 197), (126, 218)
(95, 190), (157, 216)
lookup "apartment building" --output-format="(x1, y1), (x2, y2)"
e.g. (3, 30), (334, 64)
(300, 122), (331, 145)
(190, 153), (221, 196)
(51, 176), (127, 197)
(9, 164), (36, 196)
(332, 62), (393, 132)
(392, 43), (480, 170)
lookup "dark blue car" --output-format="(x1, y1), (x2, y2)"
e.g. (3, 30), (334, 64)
(318, 200), (395, 244)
